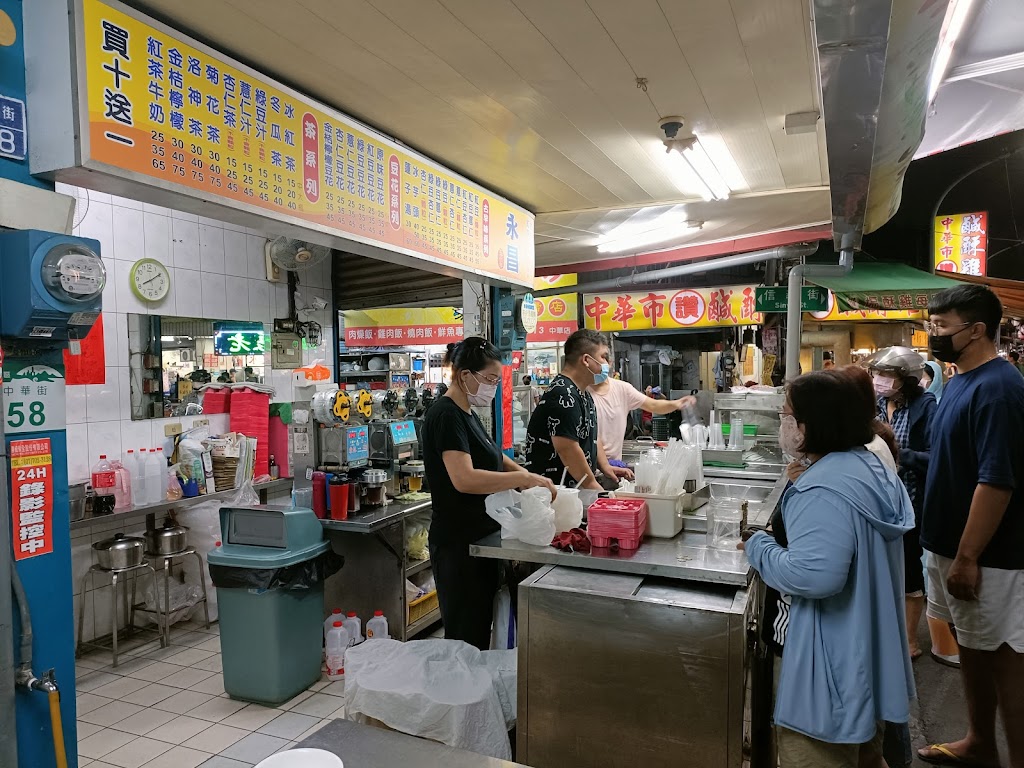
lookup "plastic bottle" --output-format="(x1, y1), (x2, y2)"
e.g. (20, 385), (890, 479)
(325, 621), (350, 681)
(342, 611), (363, 646)
(145, 449), (164, 504)
(133, 448), (148, 504)
(366, 610), (389, 640)
(91, 455), (116, 500)
(269, 454), (279, 480)
(122, 449), (137, 486)
(324, 608), (344, 647)
(311, 472), (328, 519)
(111, 461), (132, 511)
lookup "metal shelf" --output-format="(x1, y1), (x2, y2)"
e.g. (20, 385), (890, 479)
(405, 557), (432, 577)
(336, 371), (388, 377)
(406, 608), (441, 637)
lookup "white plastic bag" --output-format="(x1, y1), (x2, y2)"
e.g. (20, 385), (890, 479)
(345, 638), (516, 759)
(491, 586), (516, 650)
(485, 490), (556, 546)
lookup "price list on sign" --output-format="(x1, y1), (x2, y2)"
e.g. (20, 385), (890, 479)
(81, 0), (533, 285)
(9, 439), (54, 561)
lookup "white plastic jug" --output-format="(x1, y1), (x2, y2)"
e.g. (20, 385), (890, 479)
(342, 612), (363, 645)
(325, 621), (349, 681)
(366, 610), (389, 640)
(145, 450), (164, 504)
(323, 608), (344, 647)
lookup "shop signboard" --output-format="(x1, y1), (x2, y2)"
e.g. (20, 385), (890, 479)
(533, 274), (577, 291)
(807, 290), (923, 322)
(754, 286), (829, 313)
(530, 293), (578, 342)
(934, 212), (987, 276)
(583, 286), (763, 333)
(30, 0), (534, 287)
(9, 438), (54, 560)
(214, 321), (265, 356)
(342, 307), (463, 347)
(2, 357), (66, 434)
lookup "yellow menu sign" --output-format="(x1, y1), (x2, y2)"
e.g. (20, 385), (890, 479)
(79, 0), (533, 285)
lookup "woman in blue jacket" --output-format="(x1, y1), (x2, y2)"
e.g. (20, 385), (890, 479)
(744, 370), (916, 766)
(867, 346), (937, 661)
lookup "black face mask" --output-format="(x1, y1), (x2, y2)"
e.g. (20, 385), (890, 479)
(929, 326), (972, 363)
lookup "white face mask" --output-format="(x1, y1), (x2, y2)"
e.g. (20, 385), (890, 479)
(872, 375), (899, 398)
(779, 414), (805, 459)
(464, 372), (497, 407)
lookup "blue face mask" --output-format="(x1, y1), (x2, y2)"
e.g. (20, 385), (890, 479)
(593, 362), (610, 385)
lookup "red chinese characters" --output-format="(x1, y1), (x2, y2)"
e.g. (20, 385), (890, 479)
(707, 289), (737, 324)
(639, 293), (666, 327)
(584, 296), (611, 331)
(388, 154), (401, 230)
(10, 439), (53, 561)
(611, 295), (636, 329)
(668, 290), (705, 326)
(482, 200), (491, 259)
(740, 287), (756, 321)
(301, 112), (320, 203)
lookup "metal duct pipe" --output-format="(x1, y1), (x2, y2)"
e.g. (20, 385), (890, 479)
(785, 248), (854, 381)
(532, 243), (819, 297)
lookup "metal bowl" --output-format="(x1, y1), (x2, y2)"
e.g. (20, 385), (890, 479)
(93, 533), (145, 570)
(144, 520), (189, 555)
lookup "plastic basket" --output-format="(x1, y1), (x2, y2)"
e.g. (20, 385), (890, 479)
(407, 590), (439, 625)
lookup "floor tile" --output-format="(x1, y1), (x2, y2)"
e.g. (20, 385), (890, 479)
(125, 661), (182, 683)
(308, 679), (329, 692)
(295, 718), (330, 742)
(219, 704), (284, 732)
(76, 671), (122, 692)
(189, 696), (248, 723)
(140, 745), (211, 768)
(182, 722), (248, 753)
(162, 647), (215, 667)
(258, 711), (320, 741)
(273, 742), (297, 755)
(193, 655), (224, 673)
(76, 693), (113, 716)
(289, 693), (342, 718)
(78, 700), (144, 728)
(76, 656), (106, 671)
(319, 681), (346, 698)
(276, 690), (313, 711)
(196, 757), (251, 768)
(98, 735), (171, 768)
(327, 706), (346, 720)
(170, 630), (212, 647)
(77, 728), (135, 760)
(188, 674), (227, 696)
(145, 714), (214, 745)
(76, 721), (104, 741)
(152, 688), (214, 713)
(220, 732), (289, 764)
(195, 637), (222, 653)
(109, 706), (177, 736)
(78, 758), (94, 768)
(89, 675), (151, 700)
(98, 656), (158, 676)
(121, 682), (179, 707)
(83, 763), (118, 768)
(160, 667), (215, 689)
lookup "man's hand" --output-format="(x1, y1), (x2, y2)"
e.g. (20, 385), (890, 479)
(947, 554), (981, 601)
(786, 460), (807, 483)
(674, 395), (697, 412)
(611, 466), (634, 481)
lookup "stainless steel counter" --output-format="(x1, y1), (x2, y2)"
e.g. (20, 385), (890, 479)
(296, 718), (532, 767)
(319, 498), (431, 534)
(470, 474), (786, 586)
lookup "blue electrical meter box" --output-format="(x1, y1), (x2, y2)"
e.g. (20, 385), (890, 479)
(0, 230), (105, 340)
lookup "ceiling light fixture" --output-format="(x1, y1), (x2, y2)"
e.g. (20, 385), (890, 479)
(928, 0), (976, 104)
(662, 136), (731, 201)
(596, 220), (704, 254)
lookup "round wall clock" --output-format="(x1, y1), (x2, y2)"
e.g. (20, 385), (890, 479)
(130, 258), (171, 303)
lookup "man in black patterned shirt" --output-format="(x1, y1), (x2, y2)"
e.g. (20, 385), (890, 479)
(524, 329), (631, 491)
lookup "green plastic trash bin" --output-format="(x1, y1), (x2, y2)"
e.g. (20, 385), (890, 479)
(208, 505), (332, 705)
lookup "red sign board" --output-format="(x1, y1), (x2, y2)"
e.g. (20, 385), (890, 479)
(501, 366), (513, 451)
(10, 438), (54, 560)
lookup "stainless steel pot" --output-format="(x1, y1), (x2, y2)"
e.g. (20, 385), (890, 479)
(144, 520), (189, 555)
(68, 482), (88, 522)
(93, 533), (145, 570)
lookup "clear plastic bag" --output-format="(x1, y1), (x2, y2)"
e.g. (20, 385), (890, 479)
(484, 490), (556, 546)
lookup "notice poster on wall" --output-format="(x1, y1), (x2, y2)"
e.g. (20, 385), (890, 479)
(9, 438), (54, 561)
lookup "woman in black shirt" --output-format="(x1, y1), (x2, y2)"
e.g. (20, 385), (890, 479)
(422, 337), (556, 650)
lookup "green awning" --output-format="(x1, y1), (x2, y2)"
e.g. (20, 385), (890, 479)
(808, 263), (960, 312)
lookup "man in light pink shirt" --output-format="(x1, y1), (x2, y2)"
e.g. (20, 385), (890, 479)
(590, 377), (696, 461)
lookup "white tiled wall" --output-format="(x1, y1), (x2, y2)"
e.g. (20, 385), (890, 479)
(62, 184), (335, 483)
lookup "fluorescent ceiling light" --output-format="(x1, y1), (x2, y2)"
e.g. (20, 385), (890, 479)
(596, 220), (703, 254)
(664, 137), (731, 201)
(160, 335), (175, 342)
(928, 0), (976, 103)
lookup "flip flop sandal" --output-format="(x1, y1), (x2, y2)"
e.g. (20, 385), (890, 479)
(930, 650), (961, 669)
(910, 648), (924, 661)
(918, 743), (1000, 768)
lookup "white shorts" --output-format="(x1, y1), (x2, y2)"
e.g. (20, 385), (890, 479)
(926, 552), (1024, 652)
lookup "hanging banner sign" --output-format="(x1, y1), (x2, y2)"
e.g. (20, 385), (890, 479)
(10, 438), (54, 560)
(583, 286), (763, 333)
(807, 290), (923, 322)
(342, 307), (464, 347)
(934, 212), (987, 276)
(2, 358), (66, 433)
(529, 293), (578, 342)
(33, 0), (534, 287)
(533, 274), (577, 291)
